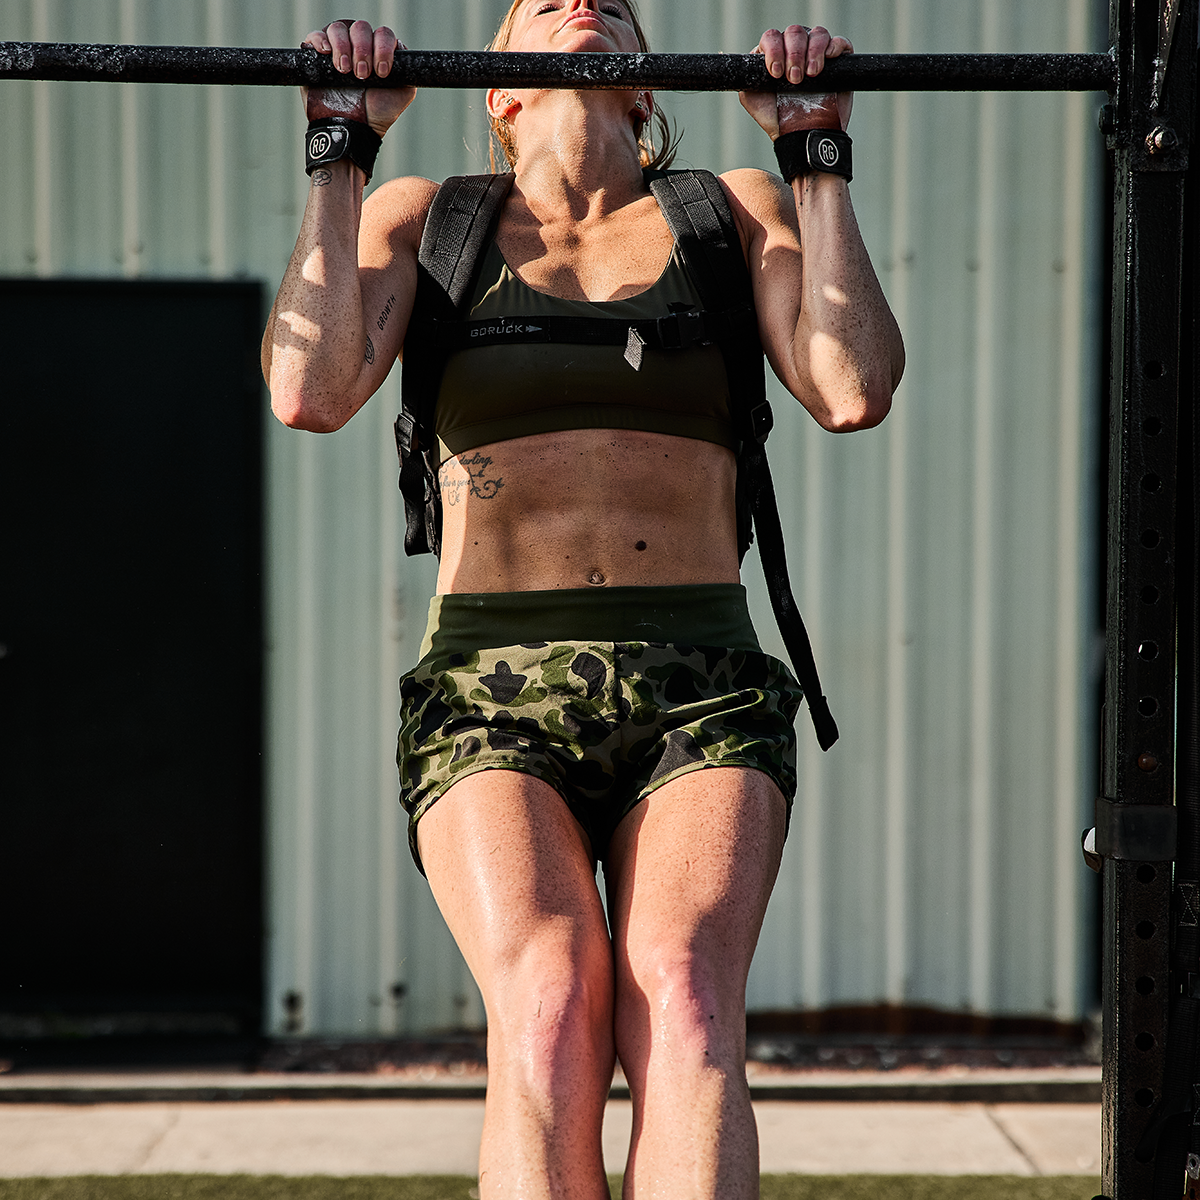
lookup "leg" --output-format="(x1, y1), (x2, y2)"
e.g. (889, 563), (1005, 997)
(418, 770), (615, 1200)
(606, 767), (787, 1200)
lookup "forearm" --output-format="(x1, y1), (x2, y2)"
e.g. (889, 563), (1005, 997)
(788, 172), (904, 431)
(263, 162), (372, 432)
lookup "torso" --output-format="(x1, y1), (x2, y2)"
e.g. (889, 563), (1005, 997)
(433, 183), (744, 596)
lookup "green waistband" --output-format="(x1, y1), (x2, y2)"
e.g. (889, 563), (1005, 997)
(419, 584), (760, 661)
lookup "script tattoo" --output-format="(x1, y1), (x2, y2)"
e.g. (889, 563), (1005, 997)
(364, 334), (375, 365)
(440, 452), (505, 507)
(311, 168), (334, 187)
(376, 294), (397, 332)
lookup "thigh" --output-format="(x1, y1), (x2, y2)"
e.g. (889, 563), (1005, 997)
(418, 770), (612, 997)
(605, 766), (787, 994)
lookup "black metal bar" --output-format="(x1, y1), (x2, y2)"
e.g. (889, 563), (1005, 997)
(0, 42), (1118, 93)
(1101, 0), (1197, 1197)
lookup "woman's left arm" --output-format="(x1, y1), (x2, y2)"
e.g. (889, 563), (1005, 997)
(726, 24), (905, 432)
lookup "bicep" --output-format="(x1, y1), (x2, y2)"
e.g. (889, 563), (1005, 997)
(720, 171), (807, 393)
(357, 176), (438, 388)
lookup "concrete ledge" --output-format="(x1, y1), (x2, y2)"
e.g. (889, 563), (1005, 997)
(0, 1067), (1100, 1105)
(742, 1071), (1100, 1104)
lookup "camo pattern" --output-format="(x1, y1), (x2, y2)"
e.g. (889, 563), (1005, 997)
(398, 640), (803, 872)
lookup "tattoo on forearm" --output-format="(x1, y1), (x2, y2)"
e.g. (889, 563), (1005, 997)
(376, 294), (397, 332)
(311, 168), (333, 187)
(364, 334), (376, 365)
(440, 452), (505, 506)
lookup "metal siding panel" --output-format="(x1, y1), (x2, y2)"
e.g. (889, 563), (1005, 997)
(0, 0), (1103, 1033)
(748, 0), (1103, 1023)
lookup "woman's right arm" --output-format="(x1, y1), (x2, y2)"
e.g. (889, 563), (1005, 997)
(262, 20), (437, 432)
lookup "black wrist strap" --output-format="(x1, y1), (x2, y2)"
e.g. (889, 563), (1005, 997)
(773, 128), (853, 184)
(305, 117), (383, 182)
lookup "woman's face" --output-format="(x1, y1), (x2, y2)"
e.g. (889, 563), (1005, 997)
(505, 0), (642, 55)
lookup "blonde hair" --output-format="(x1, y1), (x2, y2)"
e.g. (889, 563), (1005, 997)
(486, 0), (679, 173)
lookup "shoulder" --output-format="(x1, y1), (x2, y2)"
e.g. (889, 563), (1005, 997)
(715, 168), (799, 258)
(361, 175), (442, 251)
(717, 168), (796, 229)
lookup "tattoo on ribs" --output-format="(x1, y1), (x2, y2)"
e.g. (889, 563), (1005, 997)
(364, 334), (376, 365)
(311, 168), (334, 187)
(440, 452), (505, 506)
(376, 294), (397, 332)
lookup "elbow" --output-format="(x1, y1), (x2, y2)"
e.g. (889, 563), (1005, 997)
(798, 327), (904, 433)
(809, 371), (895, 433)
(819, 391), (892, 433)
(269, 387), (344, 433)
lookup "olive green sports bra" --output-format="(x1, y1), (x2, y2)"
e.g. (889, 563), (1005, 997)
(434, 240), (736, 462)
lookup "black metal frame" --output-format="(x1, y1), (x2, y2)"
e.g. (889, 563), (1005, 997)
(2, 8), (1198, 1197)
(1100, 2), (1199, 1198)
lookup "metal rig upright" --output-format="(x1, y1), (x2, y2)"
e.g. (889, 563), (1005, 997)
(1099, 0), (1199, 1197)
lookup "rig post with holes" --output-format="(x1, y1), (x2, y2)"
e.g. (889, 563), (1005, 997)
(1099, 0), (1198, 1196)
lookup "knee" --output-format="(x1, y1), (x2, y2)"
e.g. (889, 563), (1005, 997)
(487, 928), (614, 1094)
(616, 941), (747, 1072)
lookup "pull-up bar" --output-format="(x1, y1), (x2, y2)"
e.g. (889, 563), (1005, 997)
(0, 42), (1118, 93)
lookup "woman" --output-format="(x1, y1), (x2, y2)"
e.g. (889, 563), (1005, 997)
(264, 3), (903, 1196)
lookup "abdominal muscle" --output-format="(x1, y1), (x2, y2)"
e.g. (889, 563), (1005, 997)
(435, 428), (741, 595)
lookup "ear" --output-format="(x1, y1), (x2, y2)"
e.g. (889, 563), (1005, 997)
(486, 88), (520, 121)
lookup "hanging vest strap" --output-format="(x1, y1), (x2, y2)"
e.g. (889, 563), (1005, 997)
(649, 170), (839, 750)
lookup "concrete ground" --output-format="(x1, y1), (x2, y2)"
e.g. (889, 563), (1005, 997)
(0, 1084), (1101, 1178)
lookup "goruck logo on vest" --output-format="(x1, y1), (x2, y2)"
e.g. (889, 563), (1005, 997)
(469, 321), (545, 339)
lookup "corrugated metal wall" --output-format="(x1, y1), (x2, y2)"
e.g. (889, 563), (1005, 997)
(0, 0), (1106, 1036)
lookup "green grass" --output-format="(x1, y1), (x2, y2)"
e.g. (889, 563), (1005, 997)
(0, 1177), (1103, 1200)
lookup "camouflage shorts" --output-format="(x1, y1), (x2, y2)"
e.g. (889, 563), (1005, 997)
(397, 640), (803, 873)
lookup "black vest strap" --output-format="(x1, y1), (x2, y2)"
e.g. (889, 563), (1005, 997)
(649, 171), (839, 750)
(420, 306), (746, 356)
(397, 173), (516, 556)
(419, 173), (517, 310)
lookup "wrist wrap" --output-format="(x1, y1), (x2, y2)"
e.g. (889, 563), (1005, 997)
(305, 117), (383, 182)
(773, 128), (853, 184)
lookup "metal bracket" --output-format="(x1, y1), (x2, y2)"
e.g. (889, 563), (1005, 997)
(1095, 795), (1179, 860)
(1182, 882), (1200, 928)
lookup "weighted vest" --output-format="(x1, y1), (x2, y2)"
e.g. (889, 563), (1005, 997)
(394, 169), (839, 750)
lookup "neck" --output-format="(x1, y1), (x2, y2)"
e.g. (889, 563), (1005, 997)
(509, 90), (646, 219)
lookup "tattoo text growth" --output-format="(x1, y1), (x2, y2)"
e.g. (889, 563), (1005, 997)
(377, 294), (397, 332)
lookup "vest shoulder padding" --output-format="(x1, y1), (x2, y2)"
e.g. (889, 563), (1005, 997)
(417, 173), (516, 312)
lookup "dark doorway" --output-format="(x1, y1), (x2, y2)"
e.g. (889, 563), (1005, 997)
(0, 280), (263, 1066)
